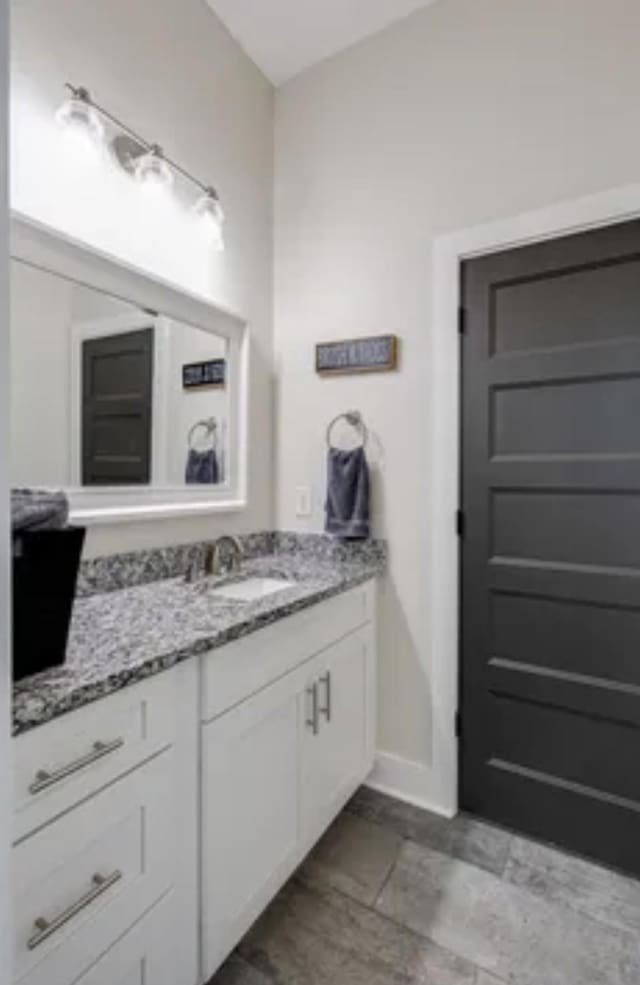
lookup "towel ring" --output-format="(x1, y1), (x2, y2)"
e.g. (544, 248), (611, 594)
(326, 411), (368, 449)
(188, 417), (217, 450)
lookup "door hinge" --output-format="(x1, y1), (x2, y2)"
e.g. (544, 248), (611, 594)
(456, 509), (465, 539)
(458, 305), (466, 335)
(455, 710), (462, 738)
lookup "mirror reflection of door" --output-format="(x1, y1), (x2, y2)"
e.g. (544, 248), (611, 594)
(10, 257), (231, 495)
(81, 327), (154, 486)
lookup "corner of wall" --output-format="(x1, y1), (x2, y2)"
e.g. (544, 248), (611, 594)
(366, 750), (456, 819)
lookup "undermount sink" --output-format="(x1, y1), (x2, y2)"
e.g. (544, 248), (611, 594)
(211, 577), (296, 602)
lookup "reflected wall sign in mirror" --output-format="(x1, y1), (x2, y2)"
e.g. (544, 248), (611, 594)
(10, 214), (248, 523)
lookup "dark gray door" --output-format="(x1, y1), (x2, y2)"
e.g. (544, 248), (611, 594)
(82, 327), (154, 486)
(460, 219), (640, 876)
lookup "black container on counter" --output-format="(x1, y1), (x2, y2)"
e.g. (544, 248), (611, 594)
(12, 526), (86, 681)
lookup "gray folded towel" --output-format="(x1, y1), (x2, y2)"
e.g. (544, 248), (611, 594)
(325, 446), (370, 540)
(11, 488), (69, 533)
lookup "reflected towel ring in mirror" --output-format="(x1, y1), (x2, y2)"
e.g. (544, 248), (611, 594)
(188, 417), (218, 450)
(326, 410), (368, 449)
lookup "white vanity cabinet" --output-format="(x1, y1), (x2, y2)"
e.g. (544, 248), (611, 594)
(11, 663), (199, 985)
(11, 579), (378, 985)
(200, 581), (377, 980)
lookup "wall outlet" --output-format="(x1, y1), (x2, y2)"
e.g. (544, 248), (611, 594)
(295, 485), (312, 517)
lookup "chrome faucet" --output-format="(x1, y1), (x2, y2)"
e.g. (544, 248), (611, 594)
(184, 535), (243, 583)
(207, 535), (243, 577)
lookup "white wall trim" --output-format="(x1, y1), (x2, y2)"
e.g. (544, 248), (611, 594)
(0, 0), (10, 969)
(70, 496), (248, 526)
(366, 752), (455, 819)
(11, 212), (246, 338)
(431, 182), (640, 818)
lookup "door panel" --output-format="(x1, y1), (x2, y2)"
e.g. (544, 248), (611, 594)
(461, 218), (640, 876)
(491, 591), (640, 684)
(491, 253), (640, 354)
(82, 328), (153, 485)
(492, 490), (640, 568)
(493, 375), (640, 456)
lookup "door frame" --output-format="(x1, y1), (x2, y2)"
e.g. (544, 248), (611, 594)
(431, 183), (640, 818)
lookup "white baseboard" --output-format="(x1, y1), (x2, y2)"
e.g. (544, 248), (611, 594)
(365, 751), (457, 819)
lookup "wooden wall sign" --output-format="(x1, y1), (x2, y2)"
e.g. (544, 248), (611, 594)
(316, 335), (398, 375)
(182, 358), (226, 389)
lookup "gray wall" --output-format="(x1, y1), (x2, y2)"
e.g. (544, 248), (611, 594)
(274, 0), (640, 791)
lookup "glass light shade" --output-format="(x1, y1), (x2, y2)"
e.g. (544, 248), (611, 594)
(134, 146), (174, 189)
(195, 190), (225, 250)
(55, 93), (104, 142)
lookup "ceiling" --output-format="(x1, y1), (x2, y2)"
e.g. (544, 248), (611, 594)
(206, 0), (440, 86)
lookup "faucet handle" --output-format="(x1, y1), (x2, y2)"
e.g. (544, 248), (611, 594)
(229, 535), (243, 568)
(211, 535), (243, 576)
(184, 557), (201, 583)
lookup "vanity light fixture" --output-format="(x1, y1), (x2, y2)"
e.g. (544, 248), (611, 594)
(56, 83), (225, 247)
(134, 143), (174, 190)
(194, 187), (225, 250)
(55, 86), (104, 142)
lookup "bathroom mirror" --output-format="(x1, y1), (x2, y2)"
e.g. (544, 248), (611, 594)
(10, 214), (248, 522)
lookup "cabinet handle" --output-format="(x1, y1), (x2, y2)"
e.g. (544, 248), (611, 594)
(319, 671), (332, 723)
(29, 738), (125, 795)
(306, 683), (319, 735)
(27, 870), (123, 951)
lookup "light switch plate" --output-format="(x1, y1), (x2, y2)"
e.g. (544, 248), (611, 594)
(295, 485), (312, 517)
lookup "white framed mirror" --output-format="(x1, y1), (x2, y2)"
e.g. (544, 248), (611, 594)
(10, 213), (249, 524)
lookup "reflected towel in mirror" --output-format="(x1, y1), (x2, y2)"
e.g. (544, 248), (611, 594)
(185, 448), (219, 485)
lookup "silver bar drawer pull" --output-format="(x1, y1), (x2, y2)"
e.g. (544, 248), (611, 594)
(29, 738), (125, 795)
(319, 671), (332, 722)
(306, 682), (319, 735)
(27, 870), (123, 951)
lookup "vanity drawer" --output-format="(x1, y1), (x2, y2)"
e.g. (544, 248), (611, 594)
(201, 580), (375, 722)
(70, 891), (178, 985)
(13, 750), (175, 985)
(14, 670), (177, 841)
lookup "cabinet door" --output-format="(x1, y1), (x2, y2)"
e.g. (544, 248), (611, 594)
(201, 670), (302, 980)
(301, 625), (375, 845)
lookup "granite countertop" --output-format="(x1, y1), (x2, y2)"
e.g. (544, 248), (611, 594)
(13, 546), (384, 736)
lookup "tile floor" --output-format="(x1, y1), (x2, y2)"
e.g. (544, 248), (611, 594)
(210, 787), (640, 985)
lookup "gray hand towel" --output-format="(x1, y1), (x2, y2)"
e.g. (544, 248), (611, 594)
(11, 488), (69, 533)
(185, 448), (220, 485)
(325, 446), (370, 540)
